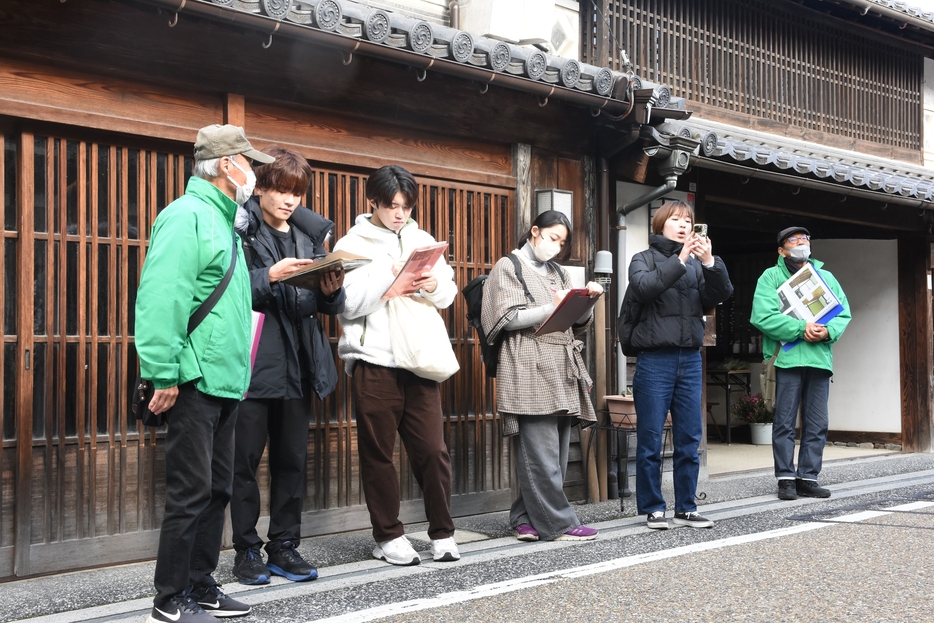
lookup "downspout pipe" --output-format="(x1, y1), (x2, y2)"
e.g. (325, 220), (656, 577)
(449, 1), (460, 30)
(617, 175), (678, 215)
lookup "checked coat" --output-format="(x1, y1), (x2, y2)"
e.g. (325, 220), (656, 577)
(480, 251), (596, 436)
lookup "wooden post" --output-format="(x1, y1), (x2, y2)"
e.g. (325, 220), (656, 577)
(225, 93), (245, 128)
(594, 294), (608, 501)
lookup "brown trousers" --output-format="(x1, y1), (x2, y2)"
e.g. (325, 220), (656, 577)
(351, 361), (455, 542)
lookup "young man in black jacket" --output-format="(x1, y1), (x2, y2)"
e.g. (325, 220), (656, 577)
(230, 148), (345, 584)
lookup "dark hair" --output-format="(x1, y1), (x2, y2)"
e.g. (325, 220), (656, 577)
(365, 165), (418, 214)
(518, 210), (573, 260)
(254, 147), (312, 196)
(651, 200), (694, 234)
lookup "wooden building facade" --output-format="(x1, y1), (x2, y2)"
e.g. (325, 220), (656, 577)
(582, 0), (934, 449)
(0, 0), (686, 579)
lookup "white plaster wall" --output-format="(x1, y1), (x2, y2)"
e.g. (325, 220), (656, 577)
(813, 239), (901, 433)
(925, 58), (934, 167)
(457, 0), (578, 58)
(363, 0), (448, 24)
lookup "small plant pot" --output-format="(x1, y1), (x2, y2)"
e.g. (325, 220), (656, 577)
(749, 422), (773, 445)
(605, 394), (636, 428)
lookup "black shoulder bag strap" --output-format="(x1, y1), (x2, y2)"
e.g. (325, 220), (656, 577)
(507, 253), (534, 301)
(187, 231), (239, 335)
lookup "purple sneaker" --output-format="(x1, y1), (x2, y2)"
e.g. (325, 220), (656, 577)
(555, 525), (598, 541)
(512, 524), (539, 542)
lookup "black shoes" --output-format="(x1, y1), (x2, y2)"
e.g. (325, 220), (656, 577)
(267, 541), (318, 582)
(233, 547), (271, 585)
(673, 511), (714, 528)
(778, 479), (798, 500)
(147, 594), (215, 623)
(796, 478), (831, 498)
(646, 511), (669, 530)
(190, 584), (251, 618)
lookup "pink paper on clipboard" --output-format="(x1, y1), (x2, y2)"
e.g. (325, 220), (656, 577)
(249, 311), (265, 371)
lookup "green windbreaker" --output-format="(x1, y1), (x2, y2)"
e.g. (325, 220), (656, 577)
(134, 176), (252, 399)
(750, 256), (851, 373)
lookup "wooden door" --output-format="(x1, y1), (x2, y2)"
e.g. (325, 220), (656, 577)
(0, 129), (516, 578)
(0, 127), (192, 578)
(279, 167), (515, 537)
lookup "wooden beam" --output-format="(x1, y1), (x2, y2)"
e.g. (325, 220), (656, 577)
(225, 93), (245, 128)
(706, 194), (922, 232)
(897, 235), (933, 452)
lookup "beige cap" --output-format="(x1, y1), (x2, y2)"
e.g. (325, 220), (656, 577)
(193, 124), (275, 164)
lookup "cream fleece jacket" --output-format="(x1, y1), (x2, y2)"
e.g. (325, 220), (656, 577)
(333, 214), (457, 375)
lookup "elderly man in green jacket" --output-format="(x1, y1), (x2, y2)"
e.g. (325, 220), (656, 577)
(750, 226), (851, 502)
(135, 124), (273, 623)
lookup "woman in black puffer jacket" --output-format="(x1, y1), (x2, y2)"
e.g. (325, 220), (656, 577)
(628, 200), (732, 531)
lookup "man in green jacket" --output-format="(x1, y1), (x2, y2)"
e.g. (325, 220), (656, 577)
(135, 124), (273, 623)
(750, 226), (851, 502)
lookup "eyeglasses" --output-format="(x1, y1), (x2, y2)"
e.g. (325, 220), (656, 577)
(786, 235), (810, 244)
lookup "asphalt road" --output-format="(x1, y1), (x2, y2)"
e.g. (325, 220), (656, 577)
(5, 455), (934, 623)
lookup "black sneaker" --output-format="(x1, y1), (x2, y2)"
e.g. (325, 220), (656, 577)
(777, 480), (798, 500)
(796, 478), (831, 498)
(673, 511), (714, 528)
(190, 584), (251, 618)
(646, 511), (669, 530)
(147, 594), (215, 623)
(267, 541), (318, 582)
(233, 547), (271, 585)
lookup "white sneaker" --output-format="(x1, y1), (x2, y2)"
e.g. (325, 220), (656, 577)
(373, 535), (420, 566)
(430, 537), (460, 562)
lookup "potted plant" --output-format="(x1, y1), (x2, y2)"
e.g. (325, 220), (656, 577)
(732, 393), (774, 445)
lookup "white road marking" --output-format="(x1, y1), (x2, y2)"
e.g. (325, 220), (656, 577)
(311, 521), (833, 623)
(833, 510), (892, 523)
(884, 501), (934, 512)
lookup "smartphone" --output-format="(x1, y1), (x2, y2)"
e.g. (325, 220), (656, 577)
(693, 223), (708, 239)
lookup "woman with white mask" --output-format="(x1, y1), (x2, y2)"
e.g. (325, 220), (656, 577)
(480, 210), (603, 543)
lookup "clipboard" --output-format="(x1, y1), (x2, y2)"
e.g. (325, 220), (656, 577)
(280, 250), (371, 291)
(533, 288), (601, 335)
(380, 242), (449, 301)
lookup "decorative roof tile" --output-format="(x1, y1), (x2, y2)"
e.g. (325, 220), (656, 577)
(666, 117), (934, 203)
(193, 0), (681, 109)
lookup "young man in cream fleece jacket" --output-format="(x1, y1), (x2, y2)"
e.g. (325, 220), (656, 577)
(333, 165), (460, 567)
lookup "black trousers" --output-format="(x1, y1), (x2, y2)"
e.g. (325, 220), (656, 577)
(230, 386), (312, 555)
(153, 383), (238, 608)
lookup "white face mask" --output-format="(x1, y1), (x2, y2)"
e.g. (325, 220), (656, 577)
(787, 245), (811, 262)
(227, 157), (256, 206)
(533, 236), (562, 262)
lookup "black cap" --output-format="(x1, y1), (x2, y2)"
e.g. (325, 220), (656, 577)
(777, 226), (810, 245)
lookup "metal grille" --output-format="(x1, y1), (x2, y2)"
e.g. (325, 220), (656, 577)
(582, 0), (923, 150)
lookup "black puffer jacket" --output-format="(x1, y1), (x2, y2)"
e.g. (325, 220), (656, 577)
(238, 197), (345, 400)
(628, 234), (733, 351)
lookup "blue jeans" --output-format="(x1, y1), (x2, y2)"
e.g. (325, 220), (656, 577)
(632, 347), (703, 515)
(773, 366), (831, 481)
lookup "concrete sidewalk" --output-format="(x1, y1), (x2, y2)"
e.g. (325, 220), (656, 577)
(706, 439), (896, 476)
(2, 449), (930, 623)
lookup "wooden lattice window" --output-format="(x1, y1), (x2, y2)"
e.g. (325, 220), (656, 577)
(582, 0), (923, 150)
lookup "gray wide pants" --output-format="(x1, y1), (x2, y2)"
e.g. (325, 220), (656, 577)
(509, 414), (580, 541)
